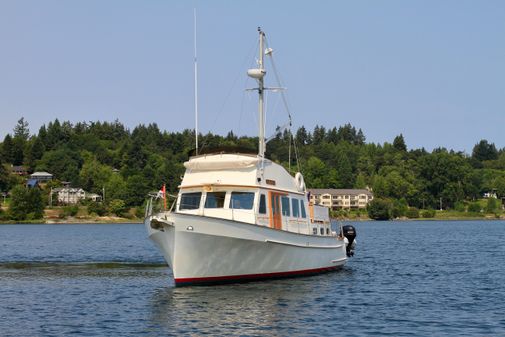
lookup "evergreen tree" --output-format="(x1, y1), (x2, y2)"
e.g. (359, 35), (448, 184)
(0, 155), (9, 192)
(312, 125), (326, 145)
(393, 134), (407, 152)
(472, 140), (498, 161)
(25, 136), (45, 171)
(1, 134), (14, 163)
(45, 119), (63, 150)
(13, 117), (30, 141)
(356, 129), (366, 145)
(295, 126), (309, 146)
(11, 117), (30, 165)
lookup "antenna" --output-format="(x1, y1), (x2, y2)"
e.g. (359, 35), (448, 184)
(194, 8), (199, 154)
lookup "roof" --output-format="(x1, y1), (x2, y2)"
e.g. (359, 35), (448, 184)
(11, 165), (27, 172)
(26, 179), (39, 188)
(55, 187), (84, 193)
(308, 188), (373, 196)
(30, 171), (53, 177)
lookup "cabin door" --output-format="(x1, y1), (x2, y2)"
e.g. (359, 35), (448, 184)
(269, 192), (282, 230)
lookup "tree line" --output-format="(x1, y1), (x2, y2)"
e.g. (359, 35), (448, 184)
(0, 118), (504, 220)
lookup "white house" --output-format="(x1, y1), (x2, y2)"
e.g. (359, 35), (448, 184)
(52, 187), (103, 205)
(30, 171), (53, 182)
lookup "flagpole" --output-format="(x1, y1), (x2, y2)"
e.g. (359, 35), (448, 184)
(163, 184), (167, 210)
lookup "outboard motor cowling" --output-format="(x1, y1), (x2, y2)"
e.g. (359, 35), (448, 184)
(342, 225), (356, 257)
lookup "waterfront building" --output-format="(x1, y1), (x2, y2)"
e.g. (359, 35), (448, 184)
(54, 187), (86, 205)
(308, 189), (373, 210)
(52, 187), (103, 205)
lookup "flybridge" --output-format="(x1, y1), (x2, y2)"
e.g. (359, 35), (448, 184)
(180, 153), (304, 195)
(183, 154), (259, 171)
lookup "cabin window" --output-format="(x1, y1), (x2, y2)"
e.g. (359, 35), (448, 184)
(326, 228), (330, 235)
(313, 228), (317, 235)
(281, 196), (290, 216)
(179, 192), (202, 210)
(320, 227), (324, 235)
(204, 192), (226, 208)
(230, 192), (254, 209)
(291, 198), (300, 217)
(259, 194), (267, 214)
(300, 200), (307, 218)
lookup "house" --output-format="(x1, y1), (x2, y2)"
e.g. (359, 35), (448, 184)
(11, 165), (28, 176)
(308, 188), (374, 210)
(54, 187), (86, 205)
(52, 187), (102, 205)
(87, 193), (102, 202)
(30, 171), (53, 182)
(483, 191), (497, 199)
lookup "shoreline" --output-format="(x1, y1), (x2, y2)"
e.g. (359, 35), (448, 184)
(1, 215), (503, 225)
(0, 217), (142, 225)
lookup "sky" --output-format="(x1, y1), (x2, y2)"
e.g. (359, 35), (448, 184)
(0, 0), (504, 153)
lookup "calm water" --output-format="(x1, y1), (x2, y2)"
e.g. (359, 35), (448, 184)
(1, 221), (504, 336)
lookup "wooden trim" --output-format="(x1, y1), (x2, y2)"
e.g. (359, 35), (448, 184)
(179, 184), (302, 195)
(268, 191), (273, 228)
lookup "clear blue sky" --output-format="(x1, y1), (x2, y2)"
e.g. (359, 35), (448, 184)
(1, 0), (504, 152)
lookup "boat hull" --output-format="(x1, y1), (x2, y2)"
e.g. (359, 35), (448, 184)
(145, 213), (348, 286)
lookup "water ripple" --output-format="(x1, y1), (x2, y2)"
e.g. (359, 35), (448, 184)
(1, 221), (505, 336)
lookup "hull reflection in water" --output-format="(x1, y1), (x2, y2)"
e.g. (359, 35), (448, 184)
(149, 272), (351, 336)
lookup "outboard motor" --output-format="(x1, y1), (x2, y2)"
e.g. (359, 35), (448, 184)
(342, 225), (356, 257)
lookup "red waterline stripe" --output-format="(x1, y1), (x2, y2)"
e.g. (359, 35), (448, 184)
(174, 265), (340, 286)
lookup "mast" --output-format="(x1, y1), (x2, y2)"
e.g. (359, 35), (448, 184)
(194, 8), (199, 154)
(247, 28), (267, 158)
(258, 28), (265, 158)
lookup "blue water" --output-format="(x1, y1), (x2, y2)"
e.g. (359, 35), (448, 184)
(1, 221), (504, 336)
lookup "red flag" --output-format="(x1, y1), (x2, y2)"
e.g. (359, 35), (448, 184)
(162, 184), (167, 210)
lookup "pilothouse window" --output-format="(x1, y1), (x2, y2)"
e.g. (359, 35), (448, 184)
(205, 192), (226, 208)
(300, 200), (307, 218)
(291, 198), (300, 217)
(179, 192), (202, 210)
(281, 196), (290, 216)
(230, 192), (254, 209)
(259, 194), (266, 214)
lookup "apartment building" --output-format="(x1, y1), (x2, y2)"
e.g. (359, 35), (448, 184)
(308, 189), (373, 210)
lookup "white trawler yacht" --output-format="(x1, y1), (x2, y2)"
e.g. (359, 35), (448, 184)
(144, 28), (356, 286)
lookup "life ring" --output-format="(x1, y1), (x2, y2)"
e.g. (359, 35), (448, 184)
(295, 172), (305, 192)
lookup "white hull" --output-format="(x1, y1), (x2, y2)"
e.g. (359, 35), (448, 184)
(145, 213), (348, 286)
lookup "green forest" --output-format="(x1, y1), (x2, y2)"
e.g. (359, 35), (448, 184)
(1, 117), (504, 221)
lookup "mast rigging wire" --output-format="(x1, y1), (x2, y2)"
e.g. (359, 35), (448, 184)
(264, 37), (301, 174)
